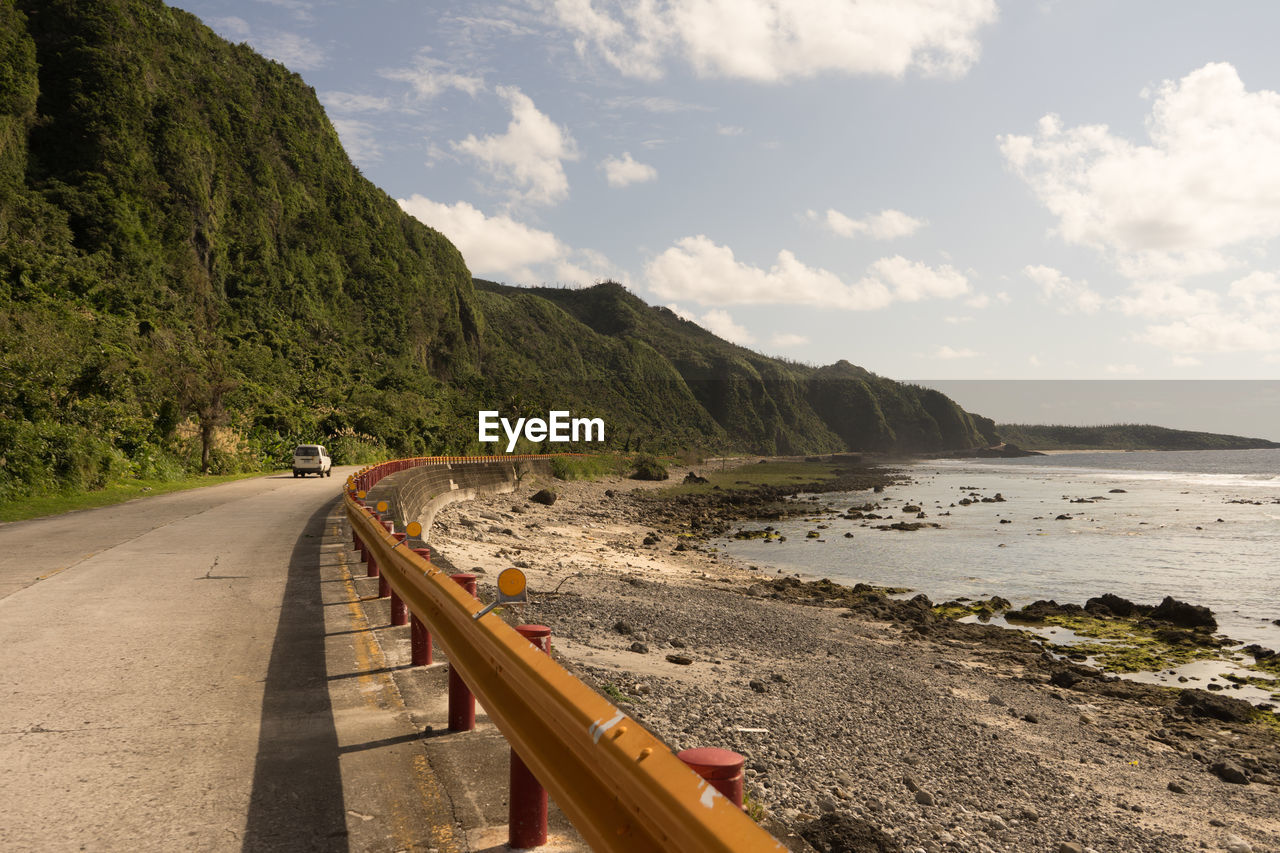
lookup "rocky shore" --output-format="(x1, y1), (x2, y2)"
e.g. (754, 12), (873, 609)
(427, 464), (1278, 853)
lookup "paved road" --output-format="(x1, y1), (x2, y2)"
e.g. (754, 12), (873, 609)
(0, 470), (456, 852)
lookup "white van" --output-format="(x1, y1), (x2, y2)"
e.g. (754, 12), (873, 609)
(292, 444), (332, 477)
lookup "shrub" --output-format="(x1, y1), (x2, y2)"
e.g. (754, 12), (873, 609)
(629, 454), (669, 481)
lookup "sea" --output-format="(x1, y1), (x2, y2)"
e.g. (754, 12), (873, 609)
(717, 449), (1280, 699)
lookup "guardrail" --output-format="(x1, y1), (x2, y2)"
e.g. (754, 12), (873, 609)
(344, 456), (784, 852)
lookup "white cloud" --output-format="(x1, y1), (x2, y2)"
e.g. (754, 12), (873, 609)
(1171, 355), (1202, 367)
(331, 119), (381, 164)
(212, 16), (251, 38)
(812, 208), (925, 240)
(380, 53), (484, 100)
(870, 255), (969, 301)
(1024, 265), (1104, 314)
(935, 346), (979, 359)
(397, 195), (611, 285)
(1139, 314), (1279, 354)
(213, 18), (324, 70)
(717, 124), (745, 136)
(1117, 272), (1280, 355)
(554, 0), (998, 82)
(944, 316), (972, 325)
(605, 95), (711, 113)
(645, 236), (968, 310)
(770, 332), (809, 347)
(698, 309), (755, 344)
(1000, 63), (1280, 281)
(253, 31), (325, 70)
(453, 86), (579, 207)
(1104, 364), (1143, 376)
(1114, 282), (1221, 318)
(602, 152), (658, 187)
(255, 0), (314, 21)
(322, 92), (392, 113)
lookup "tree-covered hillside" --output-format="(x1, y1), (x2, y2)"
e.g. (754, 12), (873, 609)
(0, 0), (994, 502)
(994, 424), (1280, 452)
(480, 281), (999, 456)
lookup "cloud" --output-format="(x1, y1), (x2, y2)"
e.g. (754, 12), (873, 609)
(605, 95), (712, 113)
(1023, 265), (1104, 314)
(935, 346), (979, 359)
(553, 0), (998, 82)
(331, 119), (381, 163)
(1126, 272), (1280, 354)
(212, 16), (251, 38)
(601, 152), (658, 187)
(380, 53), (484, 100)
(770, 332), (809, 347)
(697, 309), (755, 344)
(717, 124), (745, 136)
(1000, 63), (1280, 281)
(322, 92), (392, 113)
(255, 0), (314, 21)
(253, 31), (325, 70)
(645, 236), (968, 310)
(811, 208), (925, 240)
(869, 255), (969, 301)
(211, 18), (324, 70)
(397, 195), (611, 284)
(1104, 364), (1143, 376)
(453, 86), (579, 206)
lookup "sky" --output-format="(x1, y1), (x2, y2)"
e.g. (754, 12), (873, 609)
(171, 0), (1280, 384)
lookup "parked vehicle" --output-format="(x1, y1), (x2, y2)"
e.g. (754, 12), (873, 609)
(292, 444), (332, 477)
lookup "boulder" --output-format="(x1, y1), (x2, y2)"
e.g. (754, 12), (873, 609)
(1177, 689), (1254, 723)
(1151, 596), (1217, 630)
(1085, 593), (1141, 618)
(800, 813), (902, 853)
(529, 488), (557, 506)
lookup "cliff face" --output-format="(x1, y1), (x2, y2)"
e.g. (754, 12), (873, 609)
(0, 0), (992, 501)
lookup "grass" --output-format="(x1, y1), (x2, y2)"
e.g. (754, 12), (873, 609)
(660, 460), (844, 496)
(549, 453), (630, 481)
(1010, 613), (1227, 672)
(0, 471), (272, 523)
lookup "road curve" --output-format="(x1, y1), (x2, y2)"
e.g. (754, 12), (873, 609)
(0, 469), (453, 852)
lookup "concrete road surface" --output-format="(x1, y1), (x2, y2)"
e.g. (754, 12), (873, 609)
(0, 469), (459, 852)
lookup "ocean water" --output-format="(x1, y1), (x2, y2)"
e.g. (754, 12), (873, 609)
(718, 449), (1280, 650)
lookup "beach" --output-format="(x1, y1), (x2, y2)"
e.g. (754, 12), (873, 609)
(427, 463), (1279, 853)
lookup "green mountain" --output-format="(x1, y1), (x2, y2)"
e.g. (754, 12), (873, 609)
(995, 424), (1280, 452)
(0, 0), (993, 502)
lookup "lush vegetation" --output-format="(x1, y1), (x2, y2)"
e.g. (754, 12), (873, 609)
(0, 0), (994, 508)
(995, 424), (1279, 452)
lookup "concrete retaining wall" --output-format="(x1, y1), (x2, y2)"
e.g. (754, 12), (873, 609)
(369, 458), (553, 534)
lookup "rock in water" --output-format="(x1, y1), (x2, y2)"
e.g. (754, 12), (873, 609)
(1151, 596), (1217, 630)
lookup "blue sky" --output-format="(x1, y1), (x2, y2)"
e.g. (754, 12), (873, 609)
(173, 0), (1280, 381)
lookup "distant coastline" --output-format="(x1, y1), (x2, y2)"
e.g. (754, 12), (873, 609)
(994, 422), (1280, 453)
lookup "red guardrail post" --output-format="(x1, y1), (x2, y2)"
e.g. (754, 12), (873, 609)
(677, 748), (745, 809)
(378, 520), (394, 597)
(410, 548), (433, 665)
(389, 533), (408, 616)
(447, 573), (478, 731)
(510, 625), (552, 849)
(366, 512), (381, 578)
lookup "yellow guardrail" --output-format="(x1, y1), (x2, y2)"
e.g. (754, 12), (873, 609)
(345, 468), (784, 852)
